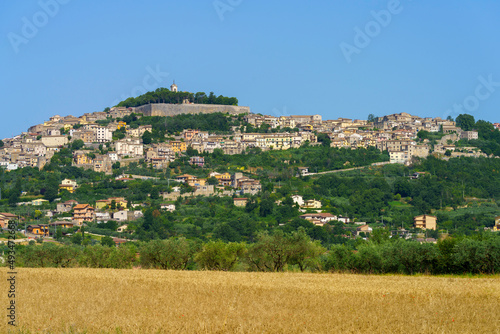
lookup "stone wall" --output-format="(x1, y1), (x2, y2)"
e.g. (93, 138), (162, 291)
(134, 103), (250, 117)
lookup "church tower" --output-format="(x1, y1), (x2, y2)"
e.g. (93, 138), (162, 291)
(170, 81), (178, 92)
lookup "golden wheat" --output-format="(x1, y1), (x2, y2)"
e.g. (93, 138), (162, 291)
(1, 268), (499, 333)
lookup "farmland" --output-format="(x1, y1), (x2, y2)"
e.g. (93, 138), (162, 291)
(1, 268), (499, 333)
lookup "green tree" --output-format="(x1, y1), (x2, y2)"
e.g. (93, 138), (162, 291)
(316, 133), (331, 147)
(71, 139), (85, 150)
(456, 114), (476, 131)
(194, 240), (247, 271)
(101, 236), (115, 247)
(142, 130), (152, 145)
(140, 238), (197, 270)
(288, 228), (326, 272)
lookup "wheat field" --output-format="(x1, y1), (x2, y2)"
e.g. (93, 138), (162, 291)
(1, 268), (499, 333)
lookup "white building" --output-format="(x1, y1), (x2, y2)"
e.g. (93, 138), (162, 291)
(115, 138), (144, 157)
(95, 127), (113, 143)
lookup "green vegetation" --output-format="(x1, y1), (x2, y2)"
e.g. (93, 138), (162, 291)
(5, 231), (500, 275)
(116, 88), (238, 108)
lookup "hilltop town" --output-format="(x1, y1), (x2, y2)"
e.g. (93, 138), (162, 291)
(2, 83), (498, 173)
(1, 84), (500, 246)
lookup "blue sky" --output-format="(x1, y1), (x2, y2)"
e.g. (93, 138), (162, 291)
(1, 0), (499, 139)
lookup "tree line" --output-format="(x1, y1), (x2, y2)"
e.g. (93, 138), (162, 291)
(5, 230), (500, 275)
(115, 88), (238, 108)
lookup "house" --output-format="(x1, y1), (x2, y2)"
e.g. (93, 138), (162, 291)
(170, 141), (187, 153)
(59, 179), (78, 193)
(300, 213), (337, 224)
(291, 195), (304, 206)
(233, 198), (248, 207)
(189, 156), (205, 167)
(176, 174), (197, 184)
(493, 216), (500, 232)
(72, 204), (95, 225)
(31, 199), (49, 206)
(113, 210), (129, 222)
(414, 214), (437, 230)
(240, 179), (262, 195)
(356, 224), (372, 236)
(95, 197), (128, 210)
(117, 225), (128, 233)
(56, 200), (79, 213)
(95, 211), (111, 222)
(50, 221), (75, 229)
(213, 172), (232, 186)
(27, 224), (50, 236)
(0, 212), (18, 229)
(337, 216), (351, 223)
(297, 167), (309, 176)
(160, 203), (176, 212)
(301, 200), (322, 209)
(117, 121), (127, 130)
(461, 131), (478, 141)
(73, 151), (93, 166)
(112, 237), (128, 246)
(151, 157), (168, 169)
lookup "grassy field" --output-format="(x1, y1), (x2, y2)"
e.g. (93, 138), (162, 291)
(1, 268), (499, 333)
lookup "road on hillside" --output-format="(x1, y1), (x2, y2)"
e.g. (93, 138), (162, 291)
(303, 161), (391, 176)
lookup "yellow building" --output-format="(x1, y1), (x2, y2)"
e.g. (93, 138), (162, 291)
(32, 199), (49, 206)
(214, 172), (232, 186)
(170, 141), (187, 153)
(117, 121), (127, 130)
(96, 197), (128, 210)
(27, 224), (49, 236)
(414, 215), (437, 230)
(59, 179), (78, 193)
(493, 216), (500, 232)
(73, 152), (93, 165)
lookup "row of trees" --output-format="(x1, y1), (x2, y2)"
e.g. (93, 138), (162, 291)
(7, 231), (500, 275)
(116, 88), (238, 108)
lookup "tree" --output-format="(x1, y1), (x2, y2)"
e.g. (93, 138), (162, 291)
(316, 133), (331, 147)
(44, 183), (59, 202)
(287, 228), (326, 272)
(101, 236), (115, 247)
(142, 130), (152, 145)
(246, 230), (311, 272)
(207, 177), (219, 185)
(140, 238), (197, 270)
(455, 114), (476, 131)
(0, 140), (4, 148)
(71, 139), (85, 150)
(259, 197), (274, 217)
(367, 114), (377, 123)
(194, 240), (247, 271)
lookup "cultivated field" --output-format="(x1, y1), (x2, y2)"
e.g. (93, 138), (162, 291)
(1, 268), (499, 333)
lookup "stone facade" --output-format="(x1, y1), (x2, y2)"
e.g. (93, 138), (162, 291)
(134, 103), (250, 117)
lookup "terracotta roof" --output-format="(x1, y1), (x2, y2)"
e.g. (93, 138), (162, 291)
(74, 204), (92, 209)
(0, 212), (18, 217)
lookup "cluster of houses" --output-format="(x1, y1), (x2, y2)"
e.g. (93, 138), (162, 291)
(0, 104), (494, 172)
(161, 171), (262, 200)
(19, 196), (158, 239)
